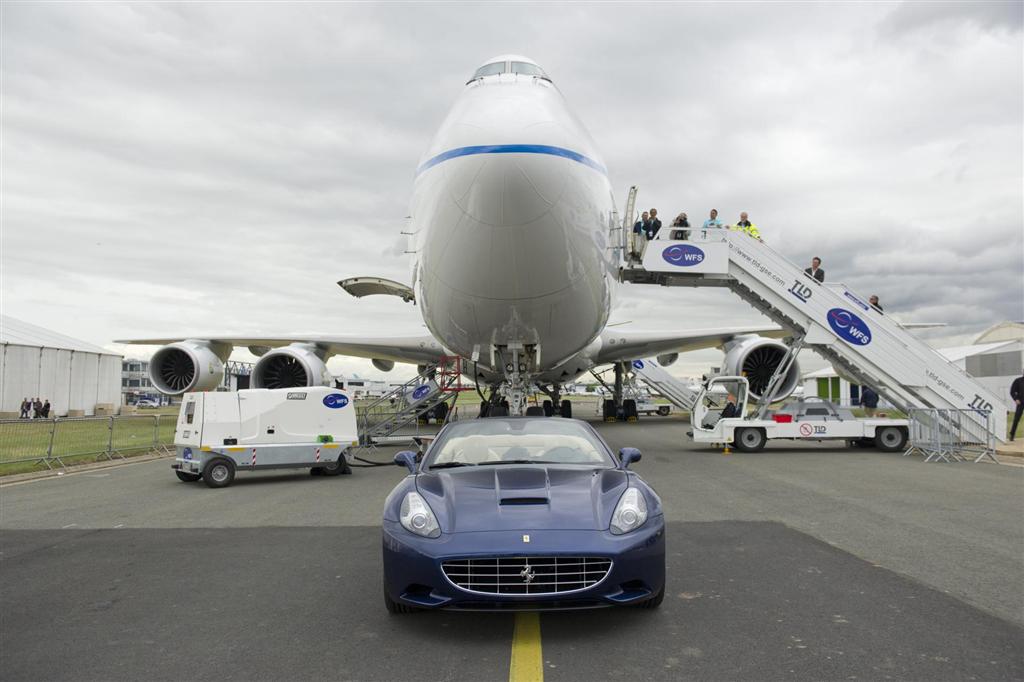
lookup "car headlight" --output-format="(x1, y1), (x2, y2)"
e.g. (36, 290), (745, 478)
(400, 491), (441, 538)
(610, 487), (648, 535)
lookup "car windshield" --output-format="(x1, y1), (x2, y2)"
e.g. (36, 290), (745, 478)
(427, 419), (612, 468)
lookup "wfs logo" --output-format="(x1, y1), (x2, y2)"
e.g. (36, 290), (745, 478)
(827, 308), (872, 346)
(412, 385), (431, 400)
(322, 393), (349, 409)
(632, 360), (645, 370)
(662, 244), (705, 266)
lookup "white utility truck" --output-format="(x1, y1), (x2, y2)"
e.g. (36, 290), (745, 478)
(689, 376), (909, 452)
(172, 387), (359, 488)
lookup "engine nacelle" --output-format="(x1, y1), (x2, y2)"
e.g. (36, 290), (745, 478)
(251, 343), (331, 389)
(372, 358), (395, 372)
(149, 340), (227, 395)
(721, 336), (801, 403)
(656, 353), (679, 367)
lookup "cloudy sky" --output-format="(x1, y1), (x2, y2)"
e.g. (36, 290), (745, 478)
(2, 1), (1022, 380)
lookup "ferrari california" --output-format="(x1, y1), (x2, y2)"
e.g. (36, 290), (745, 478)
(381, 417), (665, 612)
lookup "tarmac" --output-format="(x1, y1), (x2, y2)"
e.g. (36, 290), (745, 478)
(2, 418), (1022, 681)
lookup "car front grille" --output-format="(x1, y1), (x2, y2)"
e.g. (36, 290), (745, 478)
(441, 556), (613, 595)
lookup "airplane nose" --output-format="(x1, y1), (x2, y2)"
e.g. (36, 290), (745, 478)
(445, 152), (569, 227)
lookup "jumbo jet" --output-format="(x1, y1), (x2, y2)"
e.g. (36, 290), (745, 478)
(121, 56), (798, 414)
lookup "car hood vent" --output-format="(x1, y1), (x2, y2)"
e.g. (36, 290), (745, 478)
(500, 497), (549, 506)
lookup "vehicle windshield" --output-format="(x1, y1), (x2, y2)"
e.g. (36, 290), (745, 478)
(427, 419), (612, 468)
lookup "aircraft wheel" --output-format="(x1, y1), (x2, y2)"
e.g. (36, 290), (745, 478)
(622, 399), (638, 421)
(603, 400), (617, 421)
(542, 400), (554, 417)
(875, 426), (907, 452)
(734, 428), (766, 452)
(560, 400), (573, 419)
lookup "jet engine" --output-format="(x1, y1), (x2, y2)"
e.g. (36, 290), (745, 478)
(721, 336), (800, 403)
(149, 340), (228, 395)
(251, 343), (331, 389)
(372, 359), (395, 372)
(656, 353), (679, 367)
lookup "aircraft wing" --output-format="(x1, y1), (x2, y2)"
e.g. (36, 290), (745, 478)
(115, 334), (448, 366)
(594, 325), (788, 365)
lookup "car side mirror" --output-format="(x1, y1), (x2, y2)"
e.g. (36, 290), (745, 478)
(619, 447), (642, 468)
(394, 451), (417, 473)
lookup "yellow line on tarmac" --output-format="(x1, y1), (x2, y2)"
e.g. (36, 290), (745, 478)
(509, 612), (543, 682)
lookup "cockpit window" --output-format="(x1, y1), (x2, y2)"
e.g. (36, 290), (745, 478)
(472, 62), (506, 79)
(510, 62), (547, 78)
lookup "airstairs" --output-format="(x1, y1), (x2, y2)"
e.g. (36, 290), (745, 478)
(619, 231), (1006, 443)
(628, 359), (701, 412)
(356, 357), (467, 445)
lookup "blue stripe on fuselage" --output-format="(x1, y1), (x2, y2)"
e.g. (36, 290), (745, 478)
(416, 144), (607, 176)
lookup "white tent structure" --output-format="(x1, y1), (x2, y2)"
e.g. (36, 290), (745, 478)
(0, 315), (122, 417)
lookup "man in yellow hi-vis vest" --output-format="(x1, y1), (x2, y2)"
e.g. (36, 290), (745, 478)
(732, 211), (761, 240)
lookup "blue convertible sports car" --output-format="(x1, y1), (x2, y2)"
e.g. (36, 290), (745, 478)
(382, 417), (665, 613)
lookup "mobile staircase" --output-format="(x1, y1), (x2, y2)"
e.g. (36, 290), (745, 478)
(628, 358), (701, 412)
(356, 357), (469, 445)
(619, 230), (1006, 444)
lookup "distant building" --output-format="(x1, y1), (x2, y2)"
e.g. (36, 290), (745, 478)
(0, 315), (122, 417)
(803, 321), (1024, 410)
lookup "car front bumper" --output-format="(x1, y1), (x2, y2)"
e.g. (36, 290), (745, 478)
(382, 517), (665, 611)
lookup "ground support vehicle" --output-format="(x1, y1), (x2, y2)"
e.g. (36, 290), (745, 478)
(172, 387), (359, 488)
(689, 377), (909, 453)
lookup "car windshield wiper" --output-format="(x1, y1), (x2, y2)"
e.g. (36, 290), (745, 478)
(478, 460), (536, 466)
(428, 462), (475, 469)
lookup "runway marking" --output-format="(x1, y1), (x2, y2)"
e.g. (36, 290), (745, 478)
(509, 612), (543, 682)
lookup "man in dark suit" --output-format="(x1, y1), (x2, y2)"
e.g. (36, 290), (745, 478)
(1011, 373), (1023, 441)
(805, 257), (825, 282)
(645, 208), (662, 240)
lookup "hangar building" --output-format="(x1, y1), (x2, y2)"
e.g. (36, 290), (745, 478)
(0, 315), (122, 418)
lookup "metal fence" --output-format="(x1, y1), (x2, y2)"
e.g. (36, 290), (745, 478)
(904, 408), (998, 464)
(0, 415), (176, 470)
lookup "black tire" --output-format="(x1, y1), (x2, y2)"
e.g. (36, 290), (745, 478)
(657, 406), (671, 417)
(603, 400), (617, 421)
(560, 400), (573, 419)
(638, 586), (665, 609)
(384, 586), (416, 615)
(433, 401), (449, 422)
(175, 470), (201, 483)
(202, 458), (235, 488)
(875, 426), (907, 452)
(479, 400), (490, 418)
(310, 467), (324, 476)
(542, 400), (554, 417)
(623, 399), (638, 421)
(734, 427), (766, 452)
(321, 455), (352, 476)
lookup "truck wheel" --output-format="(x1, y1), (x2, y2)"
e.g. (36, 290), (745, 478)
(875, 426), (907, 452)
(321, 455), (352, 476)
(657, 406), (671, 417)
(175, 470), (201, 483)
(560, 400), (573, 419)
(734, 428), (766, 452)
(202, 458), (235, 488)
